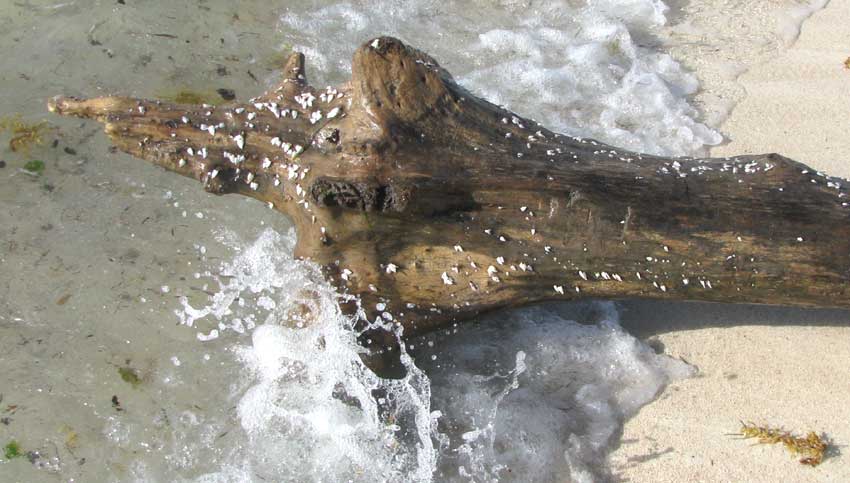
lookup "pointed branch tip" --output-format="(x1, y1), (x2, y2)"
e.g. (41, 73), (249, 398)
(284, 52), (306, 84)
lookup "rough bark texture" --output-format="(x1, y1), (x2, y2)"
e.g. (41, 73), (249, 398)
(49, 37), (850, 342)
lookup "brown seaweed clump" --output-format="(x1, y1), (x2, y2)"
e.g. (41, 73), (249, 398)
(735, 421), (828, 467)
(0, 114), (52, 154)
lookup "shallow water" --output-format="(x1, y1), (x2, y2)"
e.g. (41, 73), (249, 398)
(0, 0), (827, 481)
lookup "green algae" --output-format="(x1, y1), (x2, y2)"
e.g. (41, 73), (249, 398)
(118, 366), (142, 388)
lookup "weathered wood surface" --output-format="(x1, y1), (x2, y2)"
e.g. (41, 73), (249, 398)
(49, 36), (850, 342)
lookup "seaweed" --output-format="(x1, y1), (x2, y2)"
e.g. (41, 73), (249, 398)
(264, 46), (295, 70)
(733, 422), (828, 467)
(0, 114), (52, 154)
(4, 440), (22, 459)
(61, 424), (79, 451)
(216, 88), (236, 101)
(23, 159), (45, 175)
(844, 56), (850, 70)
(157, 88), (220, 106)
(118, 366), (142, 388)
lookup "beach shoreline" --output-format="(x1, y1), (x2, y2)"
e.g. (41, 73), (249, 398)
(609, 1), (850, 480)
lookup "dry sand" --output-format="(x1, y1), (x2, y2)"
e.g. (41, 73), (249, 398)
(609, 1), (850, 481)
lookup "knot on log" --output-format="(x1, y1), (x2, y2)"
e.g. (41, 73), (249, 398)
(202, 166), (239, 195)
(310, 177), (409, 213)
(352, 37), (457, 131)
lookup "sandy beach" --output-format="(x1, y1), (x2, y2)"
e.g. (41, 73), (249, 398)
(0, 0), (846, 481)
(610, 1), (850, 481)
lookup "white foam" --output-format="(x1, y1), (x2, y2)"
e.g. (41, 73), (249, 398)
(777, 0), (829, 46)
(176, 228), (693, 482)
(418, 302), (694, 482)
(277, 0), (721, 155)
(182, 228), (439, 482)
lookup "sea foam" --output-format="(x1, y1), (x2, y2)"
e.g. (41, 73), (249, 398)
(178, 229), (693, 482)
(278, 0), (721, 156)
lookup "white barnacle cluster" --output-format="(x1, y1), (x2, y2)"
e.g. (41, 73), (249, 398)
(271, 136), (304, 160)
(251, 101), (294, 120)
(319, 86), (344, 103)
(294, 92), (316, 111)
(309, 110), (323, 124)
(223, 151), (245, 165)
(199, 121), (225, 138)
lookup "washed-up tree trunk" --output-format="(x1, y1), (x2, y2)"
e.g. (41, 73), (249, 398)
(49, 37), (850, 346)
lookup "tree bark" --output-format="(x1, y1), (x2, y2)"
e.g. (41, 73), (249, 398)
(48, 36), (850, 342)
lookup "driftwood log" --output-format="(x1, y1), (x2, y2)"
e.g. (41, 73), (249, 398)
(49, 37), (850, 346)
